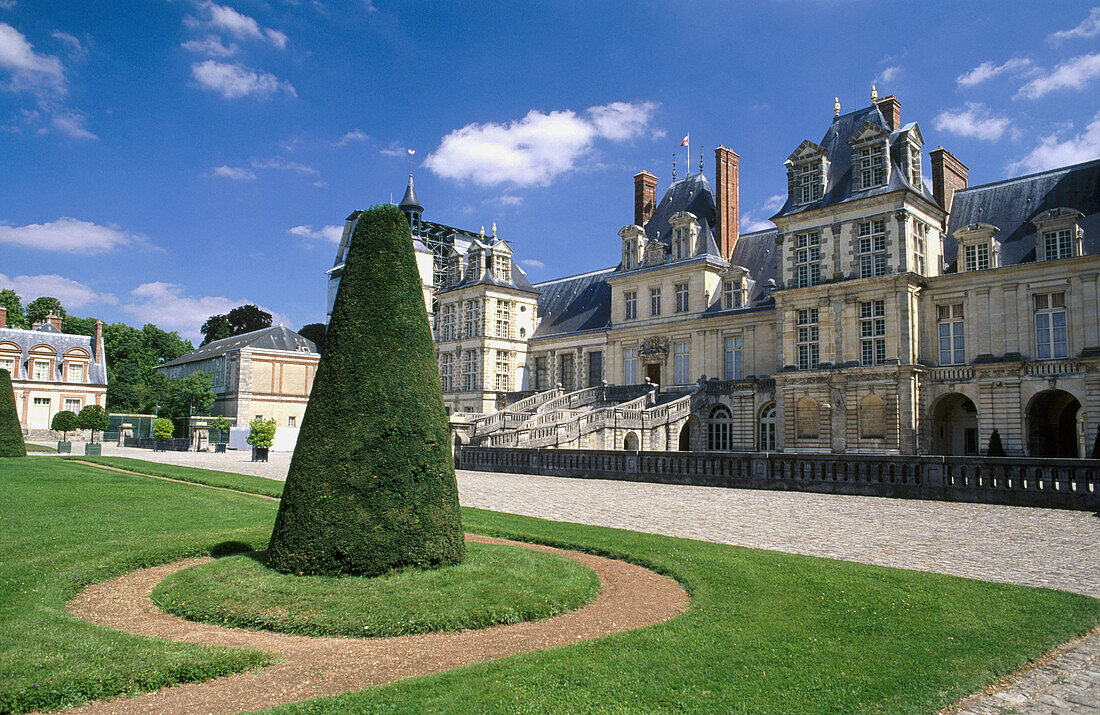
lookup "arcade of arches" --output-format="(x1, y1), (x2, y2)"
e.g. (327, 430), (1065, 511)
(928, 389), (1084, 458)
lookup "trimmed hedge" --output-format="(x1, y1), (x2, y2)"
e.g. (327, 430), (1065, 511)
(267, 205), (465, 576)
(0, 368), (26, 457)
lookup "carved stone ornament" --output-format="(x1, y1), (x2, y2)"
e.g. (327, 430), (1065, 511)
(639, 336), (671, 358)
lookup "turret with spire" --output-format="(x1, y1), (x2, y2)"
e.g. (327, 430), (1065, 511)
(399, 173), (423, 235)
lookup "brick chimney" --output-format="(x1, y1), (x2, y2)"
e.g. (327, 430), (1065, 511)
(929, 146), (969, 214)
(93, 320), (105, 365)
(46, 313), (62, 330)
(633, 170), (658, 227)
(714, 146), (740, 260)
(874, 94), (901, 132)
(0, 306), (6, 329)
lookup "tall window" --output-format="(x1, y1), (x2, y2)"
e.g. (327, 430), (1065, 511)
(440, 304), (456, 340)
(463, 351), (478, 391)
(937, 304), (965, 365)
(464, 300), (482, 337)
(33, 360), (49, 380)
(858, 219), (888, 278)
(439, 353), (453, 392)
(798, 161), (823, 203)
(64, 397), (81, 412)
(857, 145), (885, 188)
(624, 290), (637, 320)
(559, 352), (575, 390)
(859, 300), (886, 366)
(795, 232), (822, 288)
(623, 348), (638, 384)
(964, 244), (990, 271)
(0, 357), (14, 376)
(466, 252), (481, 277)
(1044, 230), (1073, 260)
(913, 221), (928, 274)
(722, 280), (742, 309)
(908, 146), (921, 186)
(708, 404), (733, 450)
(447, 258), (461, 286)
(650, 287), (662, 316)
(724, 336), (742, 380)
(674, 341), (690, 384)
(494, 351), (512, 391)
(495, 300), (513, 338)
(493, 255), (511, 282)
(533, 356), (546, 391)
(797, 308), (819, 370)
(674, 227), (690, 259)
(675, 283), (689, 313)
(587, 351), (603, 387)
(758, 403), (777, 451)
(1035, 292), (1068, 360)
(67, 362), (84, 383)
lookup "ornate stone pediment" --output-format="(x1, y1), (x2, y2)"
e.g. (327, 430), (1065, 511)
(639, 336), (671, 358)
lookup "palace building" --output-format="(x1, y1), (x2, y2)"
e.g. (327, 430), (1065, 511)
(332, 91), (1100, 458)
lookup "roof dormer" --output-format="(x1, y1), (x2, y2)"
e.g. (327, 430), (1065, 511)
(896, 123), (924, 188)
(953, 223), (999, 272)
(1031, 207), (1085, 262)
(785, 140), (828, 206)
(848, 123), (891, 192)
(668, 211), (699, 261)
(619, 225), (645, 271)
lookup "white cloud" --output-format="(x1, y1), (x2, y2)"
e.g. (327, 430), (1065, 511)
(379, 140), (408, 156)
(520, 258), (544, 269)
(876, 65), (902, 83)
(425, 101), (658, 187)
(495, 194), (523, 206)
(211, 165), (256, 180)
(251, 157), (318, 176)
(1049, 7), (1100, 42)
(363, 0), (379, 12)
(181, 35), (238, 57)
(123, 282), (240, 338)
(739, 215), (773, 233)
(193, 2), (287, 48)
(761, 193), (786, 212)
(933, 102), (1013, 141)
(335, 128), (368, 145)
(956, 57), (1033, 86)
(50, 31), (84, 57)
(0, 22), (65, 96)
(0, 1), (16, 10)
(1017, 52), (1100, 99)
(1010, 111), (1100, 174)
(288, 224), (342, 243)
(0, 217), (145, 253)
(190, 60), (295, 99)
(50, 109), (96, 139)
(0, 272), (115, 308)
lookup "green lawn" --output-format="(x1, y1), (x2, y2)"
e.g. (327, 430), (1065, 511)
(67, 455), (286, 498)
(23, 442), (57, 453)
(1, 456), (1098, 714)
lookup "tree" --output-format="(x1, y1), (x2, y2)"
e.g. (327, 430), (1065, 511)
(102, 322), (192, 413)
(25, 296), (65, 326)
(152, 417), (174, 439)
(246, 416), (276, 449)
(0, 289), (25, 328)
(77, 404), (109, 444)
(0, 368), (26, 457)
(209, 416), (233, 443)
(987, 429), (1006, 457)
(200, 314), (232, 346)
(298, 323), (326, 355)
(267, 205), (464, 577)
(161, 372), (215, 421)
(51, 410), (79, 441)
(227, 304), (272, 335)
(61, 315), (98, 337)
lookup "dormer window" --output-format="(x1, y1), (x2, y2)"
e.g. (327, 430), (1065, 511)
(857, 145), (886, 189)
(447, 256), (462, 286)
(674, 227), (690, 259)
(786, 141), (827, 206)
(721, 275), (746, 309)
(493, 255), (511, 282)
(1032, 208), (1084, 262)
(799, 161), (823, 203)
(954, 223), (999, 272)
(466, 252), (481, 277)
(668, 212), (698, 261)
(618, 225), (645, 270)
(964, 244), (990, 271)
(908, 146), (922, 187)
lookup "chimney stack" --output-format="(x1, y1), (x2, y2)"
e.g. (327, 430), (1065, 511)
(94, 320), (105, 364)
(874, 94), (901, 132)
(46, 313), (62, 330)
(633, 170), (658, 227)
(929, 147), (969, 215)
(714, 146), (740, 260)
(0, 306), (6, 329)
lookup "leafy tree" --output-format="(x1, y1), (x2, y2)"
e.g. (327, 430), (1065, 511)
(61, 315), (98, 336)
(986, 429), (1006, 457)
(0, 289), (25, 328)
(246, 416), (277, 449)
(25, 296), (65, 326)
(152, 417), (174, 439)
(0, 368), (26, 457)
(200, 314), (232, 346)
(209, 416), (233, 443)
(160, 372), (215, 421)
(51, 410), (79, 441)
(77, 405), (109, 444)
(298, 323), (326, 354)
(267, 205), (464, 577)
(102, 323), (192, 413)
(227, 304), (272, 335)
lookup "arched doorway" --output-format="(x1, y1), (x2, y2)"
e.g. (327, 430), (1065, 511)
(623, 431), (639, 451)
(930, 393), (978, 455)
(758, 403), (776, 451)
(678, 422), (692, 451)
(1027, 390), (1082, 457)
(708, 404), (733, 450)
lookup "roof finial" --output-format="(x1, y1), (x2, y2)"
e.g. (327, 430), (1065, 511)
(480, 225), (485, 237)
(672, 154), (677, 182)
(492, 221), (497, 237)
(834, 97), (841, 116)
(699, 148), (704, 174)
(871, 84), (878, 102)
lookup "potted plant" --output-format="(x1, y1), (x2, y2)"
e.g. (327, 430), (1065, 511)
(209, 416), (233, 453)
(51, 410), (79, 453)
(247, 416), (276, 462)
(153, 417), (174, 451)
(77, 405), (109, 456)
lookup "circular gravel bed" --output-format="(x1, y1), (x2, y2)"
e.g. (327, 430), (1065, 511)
(152, 541), (601, 638)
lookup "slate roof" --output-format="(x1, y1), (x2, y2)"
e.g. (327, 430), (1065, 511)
(0, 324), (107, 384)
(644, 173), (717, 245)
(398, 175), (422, 212)
(435, 238), (538, 296)
(944, 158), (1100, 271)
(532, 268), (615, 338)
(158, 326), (316, 369)
(731, 228), (779, 305)
(772, 105), (935, 219)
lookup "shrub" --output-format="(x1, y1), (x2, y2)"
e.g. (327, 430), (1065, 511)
(153, 417), (174, 439)
(51, 410), (79, 441)
(246, 417), (276, 449)
(0, 368), (26, 457)
(986, 429), (1006, 457)
(209, 416), (233, 443)
(267, 205), (465, 577)
(77, 405), (110, 444)
(1092, 425), (1100, 459)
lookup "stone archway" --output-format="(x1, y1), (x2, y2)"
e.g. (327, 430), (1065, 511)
(623, 431), (640, 451)
(930, 393), (979, 456)
(1027, 389), (1082, 457)
(678, 421), (692, 451)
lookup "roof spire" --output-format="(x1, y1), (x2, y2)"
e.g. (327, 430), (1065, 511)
(834, 96), (841, 116)
(398, 172), (422, 213)
(699, 148), (704, 174)
(871, 83), (878, 102)
(672, 154), (677, 182)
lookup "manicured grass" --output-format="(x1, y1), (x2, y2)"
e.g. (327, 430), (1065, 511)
(153, 542), (600, 638)
(3, 456), (1099, 714)
(23, 442), (57, 453)
(66, 455), (286, 498)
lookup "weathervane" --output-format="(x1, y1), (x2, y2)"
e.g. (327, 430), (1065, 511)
(407, 148), (415, 176)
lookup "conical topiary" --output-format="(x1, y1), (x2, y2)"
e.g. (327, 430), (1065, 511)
(0, 369), (27, 457)
(986, 429), (1006, 457)
(266, 205), (464, 576)
(1091, 425), (1100, 459)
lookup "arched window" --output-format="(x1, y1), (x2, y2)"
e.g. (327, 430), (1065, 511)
(623, 431), (640, 451)
(708, 404), (733, 450)
(860, 394), (886, 439)
(758, 403), (776, 451)
(796, 396), (820, 440)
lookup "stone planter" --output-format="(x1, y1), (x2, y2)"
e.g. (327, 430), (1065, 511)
(84, 443), (102, 456)
(215, 442), (227, 454)
(56, 441), (72, 453)
(251, 446), (269, 462)
(154, 439), (168, 452)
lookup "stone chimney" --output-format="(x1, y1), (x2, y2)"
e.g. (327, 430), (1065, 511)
(714, 146), (740, 260)
(0, 306), (6, 329)
(929, 147), (969, 214)
(633, 170), (658, 227)
(874, 94), (901, 132)
(46, 313), (63, 330)
(94, 320), (105, 365)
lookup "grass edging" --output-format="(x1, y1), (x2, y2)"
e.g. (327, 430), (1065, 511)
(65, 456), (285, 498)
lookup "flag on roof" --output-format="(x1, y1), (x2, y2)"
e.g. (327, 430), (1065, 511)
(680, 134), (689, 147)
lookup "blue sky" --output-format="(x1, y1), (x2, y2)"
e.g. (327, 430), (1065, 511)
(1, 1), (1099, 340)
